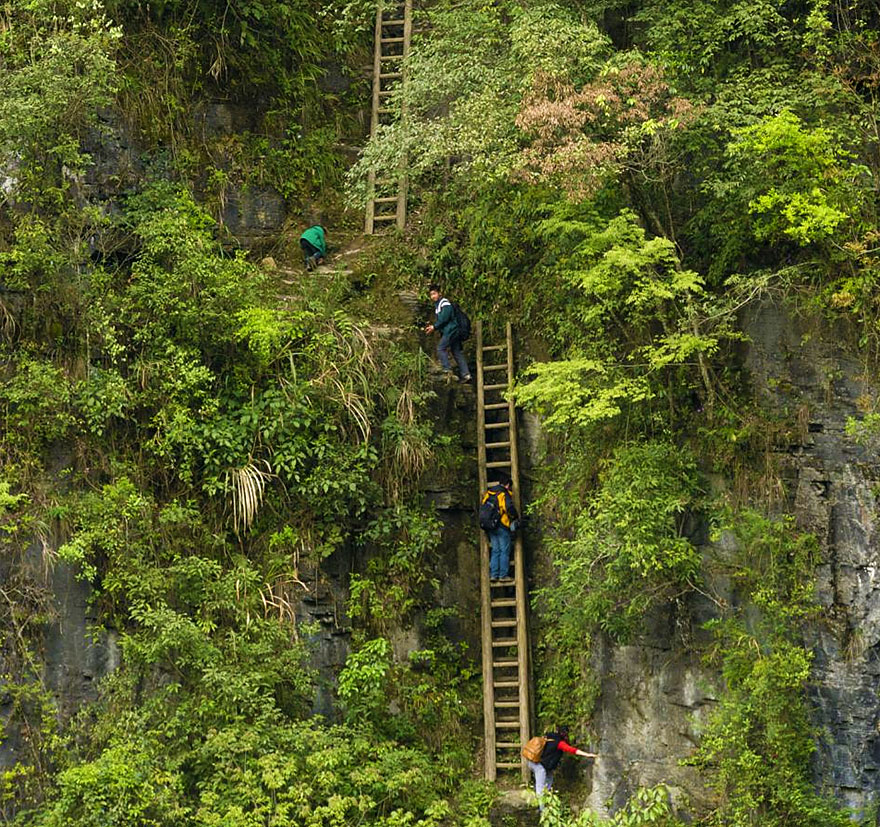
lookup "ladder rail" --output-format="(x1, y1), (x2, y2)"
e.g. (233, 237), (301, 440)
(365, 0), (411, 234)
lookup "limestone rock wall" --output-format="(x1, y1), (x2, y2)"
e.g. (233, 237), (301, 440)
(575, 300), (880, 816)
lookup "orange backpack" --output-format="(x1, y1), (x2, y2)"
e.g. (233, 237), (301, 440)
(521, 735), (548, 762)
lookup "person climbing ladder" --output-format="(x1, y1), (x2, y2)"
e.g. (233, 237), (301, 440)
(425, 283), (471, 383)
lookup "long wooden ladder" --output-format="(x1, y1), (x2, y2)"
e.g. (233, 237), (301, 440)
(477, 320), (531, 782)
(364, 0), (412, 234)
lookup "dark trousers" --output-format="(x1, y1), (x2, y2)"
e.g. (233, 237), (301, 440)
(300, 238), (322, 262)
(437, 332), (470, 377)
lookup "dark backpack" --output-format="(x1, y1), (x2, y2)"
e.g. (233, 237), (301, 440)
(479, 489), (502, 531)
(452, 302), (471, 342)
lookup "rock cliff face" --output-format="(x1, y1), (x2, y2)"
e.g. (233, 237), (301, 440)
(745, 301), (880, 811)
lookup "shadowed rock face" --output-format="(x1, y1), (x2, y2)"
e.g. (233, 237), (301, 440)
(743, 300), (880, 809)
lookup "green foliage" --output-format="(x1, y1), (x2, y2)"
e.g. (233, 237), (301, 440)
(33, 736), (188, 827)
(337, 637), (392, 723)
(538, 440), (701, 643)
(538, 786), (684, 826)
(349, 504), (442, 629)
(348, 1), (611, 202)
(0, 0), (120, 204)
(514, 210), (718, 430)
(0, 355), (75, 453)
(725, 111), (864, 246)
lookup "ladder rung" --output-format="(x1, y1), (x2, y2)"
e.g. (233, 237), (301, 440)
(483, 363), (508, 372)
(372, 215), (398, 221)
(379, 72), (403, 79)
(377, 108), (395, 113)
(484, 402), (508, 410)
(496, 742), (520, 748)
(486, 461), (512, 469)
(493, 659), (518, 668)
(494, 701), (520, 708)
(380, 54), (402, 61)
(379, 90), (394, 96)
(373, 196), (399, 203)
(381, 36), (406, 43)
(492, 619), (517, 628)
(497, 762), (522, 769)
(483, 344), (506, 352)
(494, 680), (519, 689)
(492, 638), (517, 647)
(486, 441), (511, 449)
(484, 383), (508, 391)
(491, 599), (517, 608)
(484, 422), (509, 430)
(495, 723), (520, 730)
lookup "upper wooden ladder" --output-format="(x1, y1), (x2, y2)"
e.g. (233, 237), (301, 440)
(476, 320), (532, 782)
(364, 0), (412, 234)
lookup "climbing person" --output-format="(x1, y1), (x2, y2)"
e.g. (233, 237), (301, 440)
(479, 472), (518, 581)
(424, 284), (471, 383)
(300, 224), (326, 271)
(525, 727), (597, 810)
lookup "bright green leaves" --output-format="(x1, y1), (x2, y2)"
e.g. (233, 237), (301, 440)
(726, 111), (862, 246)
(337, 637), (392, 723)
(539, 785), (685, 827)
(515, 358), (653, 430)
(0, 354), (76, 452)
(34, 736), (190, 827)
(515, 211), (717, 430)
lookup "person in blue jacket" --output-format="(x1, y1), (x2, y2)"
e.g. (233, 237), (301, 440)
(300, 225), (326, 270)
(424, 283), (471, 383)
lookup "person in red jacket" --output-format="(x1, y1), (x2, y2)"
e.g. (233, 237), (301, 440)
(527, 727), (597, 809)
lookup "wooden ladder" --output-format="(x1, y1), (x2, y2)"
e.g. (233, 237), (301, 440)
(364, 0), (412, 234)
(476, 320), (532, 782)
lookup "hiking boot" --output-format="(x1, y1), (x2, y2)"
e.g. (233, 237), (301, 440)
(459, 374), (472, 383)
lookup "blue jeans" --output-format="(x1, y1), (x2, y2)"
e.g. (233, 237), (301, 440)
(488, 527), (512, 579)
(527, 760), (553, 809)
(437, 332), (469, 377)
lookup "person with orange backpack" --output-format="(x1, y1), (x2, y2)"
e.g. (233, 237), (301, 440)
(479, 472), (519, 581)
(523, 726), (597, 810)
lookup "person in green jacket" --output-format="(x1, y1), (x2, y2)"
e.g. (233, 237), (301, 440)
(300, 225), (326, 270)
(425, 283), (471, 382)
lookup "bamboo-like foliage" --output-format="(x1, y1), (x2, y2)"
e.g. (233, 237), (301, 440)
(0, 299), (16, 342)
(383, 379), (433, 501)
(226, 460), (272, 534)
(310, 312), (377, 443)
